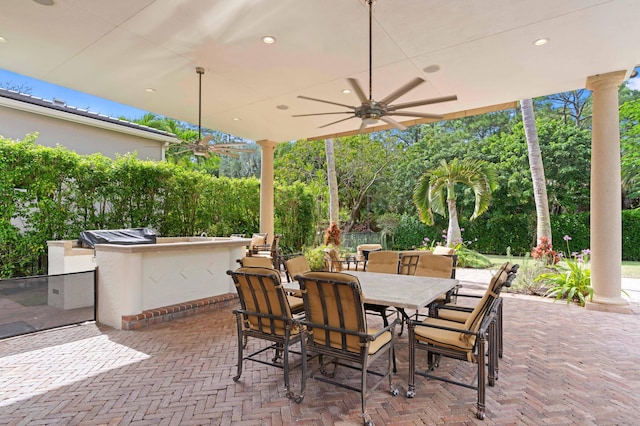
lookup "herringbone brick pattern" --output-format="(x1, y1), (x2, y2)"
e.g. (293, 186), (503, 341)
(1, 291), (639, 425)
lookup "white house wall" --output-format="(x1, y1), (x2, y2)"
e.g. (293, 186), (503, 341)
(0, 104), (166, 160)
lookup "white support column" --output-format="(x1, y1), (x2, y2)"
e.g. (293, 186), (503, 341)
(257, 139), (277, 242)
(585, 70), (629, 313)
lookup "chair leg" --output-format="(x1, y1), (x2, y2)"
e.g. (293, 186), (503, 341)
(361, 358), (370, 425)
(233, 316), (244, 382)
(476, 334), (486, 420)
(488, 320), (497, 386)
(498, 302), (504, 358)
(406, 323), (416, 398)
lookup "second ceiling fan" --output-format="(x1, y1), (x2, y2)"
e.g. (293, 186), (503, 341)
(294, 0), (457, 131)
(173, 67), (253, 159)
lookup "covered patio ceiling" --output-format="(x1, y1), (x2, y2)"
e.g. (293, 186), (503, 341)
(0, 0), (638, 143)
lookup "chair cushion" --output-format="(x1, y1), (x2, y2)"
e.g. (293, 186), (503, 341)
(240, 257), (273, 268)
(366, 251), (399, 274)
(287, 295), (304, 312)
(367, 329), (392, 355)
(414, 317), (475, 351)
(437, 307), (469, 323)
(433, 246), (455, 256)
(414, 254), (454, 278)
(249, 233), (267, 249)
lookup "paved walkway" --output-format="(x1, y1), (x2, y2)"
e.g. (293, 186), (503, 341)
(2, 271), (639, 425)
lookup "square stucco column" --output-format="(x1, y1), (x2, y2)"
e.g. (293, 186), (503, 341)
(585, 70), (630, 313)
(257, 140), (277, 242)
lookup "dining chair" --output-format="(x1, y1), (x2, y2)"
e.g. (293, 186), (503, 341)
(238, 256), (273, 268)
(284, 255), (311, 283)
(362, 250), (400, 326)
(238, 258), (304, 314)
(296, 271), (399, 425)
(227, 267), (305, 402)
(406, 265), (517, 420)
(398, 250), (432, 275)
(252, 234), (284, 270)
(433, 262), (519, 360)
(247, 232), (268, 255)
(323, 247), (344, 272)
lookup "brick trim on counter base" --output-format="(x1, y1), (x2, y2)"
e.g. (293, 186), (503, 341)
(120, 293), (238, 330)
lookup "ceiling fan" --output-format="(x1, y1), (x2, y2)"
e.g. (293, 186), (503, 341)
(172, 67), (254, 159)
(293, 0), (457, 132)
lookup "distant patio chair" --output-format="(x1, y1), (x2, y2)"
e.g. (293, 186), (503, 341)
(253, 234), (284, 271)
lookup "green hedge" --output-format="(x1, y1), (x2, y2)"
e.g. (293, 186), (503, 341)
(391, 209), (640, 261)
(0, 136), (315, 277)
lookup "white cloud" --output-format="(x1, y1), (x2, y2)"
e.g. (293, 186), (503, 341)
(626, 78), (640, 92)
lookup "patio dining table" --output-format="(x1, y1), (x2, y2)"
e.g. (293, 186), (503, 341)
(288, 270), (459, 320)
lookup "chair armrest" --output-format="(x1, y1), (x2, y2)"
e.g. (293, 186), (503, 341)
(452, 292), (482, 300)
(252, 244), (271, 253)
(368, 318), (400, 340)
(436, 304), (473, 313)
(407, 318), (472, 335)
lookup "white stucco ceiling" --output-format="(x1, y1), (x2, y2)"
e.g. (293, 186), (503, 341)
(0, 0), (638, 142)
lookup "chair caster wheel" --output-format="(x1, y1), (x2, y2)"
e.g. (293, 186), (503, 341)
(476, 410), (485, 420)
(295, 395), (304, 403)
(232, 375), (240, 382)
(406, 390), (415, 398)
(390, 388), (399, 396)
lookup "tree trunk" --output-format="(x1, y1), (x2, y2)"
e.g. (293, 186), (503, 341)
(325, 138), (340, 225)
(521, 98), (552, 245)
(446, 191), (462, 247)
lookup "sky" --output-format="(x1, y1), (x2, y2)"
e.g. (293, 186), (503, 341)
(2, 67), (639, 122)
(0, 68), (151, 120)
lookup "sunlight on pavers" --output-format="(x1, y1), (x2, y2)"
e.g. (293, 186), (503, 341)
(0, 334), (149, 406)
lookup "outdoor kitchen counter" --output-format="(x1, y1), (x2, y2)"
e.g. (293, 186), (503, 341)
(94, 237), (249, 329)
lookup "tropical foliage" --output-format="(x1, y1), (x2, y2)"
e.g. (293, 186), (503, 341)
(0, 136), (314, 278)
(413, 158), (497, 247)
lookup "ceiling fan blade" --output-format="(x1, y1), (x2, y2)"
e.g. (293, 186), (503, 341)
(379, 77), (425, 105)
(359, 120), (368, 131)
(391, 94), (458, 110)
(318, 115), (357, 129)
(347, 78), (368, 103)
(292, 111), (353, 117)
(389, 111), (444, 119)
(197, 135), (213, 145)
(212, 142), (248, 147)
(298, 95), (356, 110)
(380, 116), (407, 130)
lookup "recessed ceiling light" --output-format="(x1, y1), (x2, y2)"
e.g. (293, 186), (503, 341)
(261, 36), (276, 44)
(533, 38), (549, 46)
(145, 88), (156, 93)
(0, 37), (6, 43)
(276, 104), (289, 110)
(423, 64), (441, 73)
(33, 0), (55, 5)
(233, 117), (241, 121)
(342, 89), (351, 94)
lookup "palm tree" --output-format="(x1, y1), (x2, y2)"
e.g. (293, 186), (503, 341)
(414, 158), (497, 247)
(325, 138), (339, 225)
(521, 98), (551, 245)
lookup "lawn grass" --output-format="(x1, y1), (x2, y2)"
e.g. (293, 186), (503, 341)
(484, 254), (640, 279)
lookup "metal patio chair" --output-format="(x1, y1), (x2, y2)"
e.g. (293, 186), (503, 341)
(296, 271), (399, 425)
(227, 267), (306, 402)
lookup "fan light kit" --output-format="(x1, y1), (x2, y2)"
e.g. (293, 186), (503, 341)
(293, 0), (457, 132)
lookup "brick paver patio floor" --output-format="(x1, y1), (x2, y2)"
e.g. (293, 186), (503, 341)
(2, 281), (639, 425)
